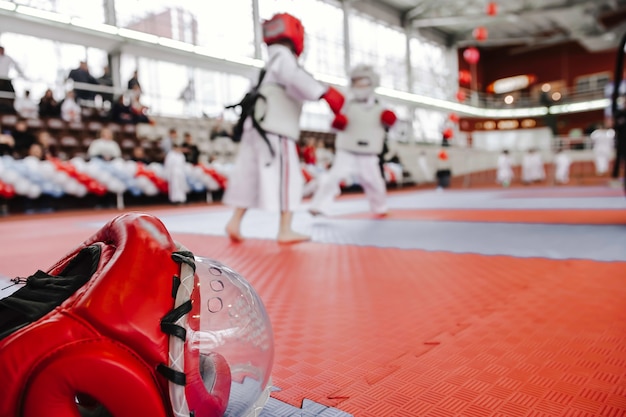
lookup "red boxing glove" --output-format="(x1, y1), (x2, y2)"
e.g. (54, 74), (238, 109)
(381, 109), (397, 127)
(322, 86), (345, 115)
(331, 113), (348, 130)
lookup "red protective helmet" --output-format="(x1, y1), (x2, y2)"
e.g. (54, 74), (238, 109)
(0, 213), (274, 417)
(262, 13), (305, 57)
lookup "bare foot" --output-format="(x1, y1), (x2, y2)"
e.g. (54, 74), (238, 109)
(277, 231), (311, 244)
(225, 221), (244, 242)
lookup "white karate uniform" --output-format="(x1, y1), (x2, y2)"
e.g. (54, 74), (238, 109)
(164, 149), (188, 203)
(60, 98), (81, 123)
(554, 152), (571, 184)
(496, 153), (514, 186)
(590, 128), (614, 175)
(87, 139), (121, 160)
(417, 153), (433, 182)
(521, 151), (545, 183)
(14, 96), (38, 119)
(223, 44), (327, 213)
(309, 95), (389, 215)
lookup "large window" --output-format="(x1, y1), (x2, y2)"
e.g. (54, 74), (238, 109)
(349, 13), (407, 91)
(413, 108), (446, 143)
(11, 0), (105, 22)
(410, 36), (452, 100)
(0, 32), (108, 102)
(120, 55), (250, 118)
(259, 0), (345, 78)
(115, 0), (255, 58)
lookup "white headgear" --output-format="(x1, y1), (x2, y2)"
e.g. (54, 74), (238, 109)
(349, 64), (379, 100)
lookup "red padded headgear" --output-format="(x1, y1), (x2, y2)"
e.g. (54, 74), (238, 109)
(0, 213), (232, 417)
(262, 13), (305, 57)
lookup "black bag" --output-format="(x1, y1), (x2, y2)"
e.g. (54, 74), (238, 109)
(225, 64), (275, 157)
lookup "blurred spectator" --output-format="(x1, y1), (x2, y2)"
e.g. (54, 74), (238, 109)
(97, 65), (114, 105)
(161, 128), (177, 155)
(36, 130), (58, 158)
(130, 145), (150, 164)
(591, 117), (615, 176)
(87, 127), (121, 161)
(128, 85), (151, 124)
(164, 143), (188, 204)
(417, 150), (433, 182)
(14, 90), (38, 119)
(209, 116), (232, 139)
(315, 139), (334, 170)
(0, 45), (24, 113)
(0, 125), (14, 156)
(39, 88), (61, 118)
(67, 61), (98, 103)
(111, 94), (134, 124)
(496, 149), (514, 187)
(554, 149), (571, 184)
(127, 70), (141, 92)
(521, 148), (546, 184)
(435, 149), (451, 190)
(11, 118), (36, 158)
(301, 136), (317, 165)
(27, 142), (45, 160)
(60, 90), (81, 123)
(181, 132), (200, 164)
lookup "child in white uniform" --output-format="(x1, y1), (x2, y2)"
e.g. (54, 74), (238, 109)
(496, 150), (514, 187)
(223, 13), (346, 243)
(309, 64), (397, 217)
(164, 143), (188, 204)
(554, 149), (571, 184)
(591, 119), (615, 176)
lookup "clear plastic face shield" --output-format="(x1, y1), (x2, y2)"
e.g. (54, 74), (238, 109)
(351, 76), (374, 101)
(168, 255), (274, 417)
(191, 257), (274, 417)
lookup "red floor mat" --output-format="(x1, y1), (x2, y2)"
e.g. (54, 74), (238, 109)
(1, 213), (625, 417)
(343, 209), (626, 225)
(176, 235), (626, 417)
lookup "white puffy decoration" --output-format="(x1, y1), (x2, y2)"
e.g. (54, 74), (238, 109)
(41, 181), (56, 194)
(110, 158), (126, 172)
(22, 156), (41, 174)
(27, 183), (42, 199)
(148, 162), (165, 176)
(85, 163), (100, 177)
(52, 170), (70, 184)
(63, 180), (80, 196)
(74, 183), (88, 197)
(14, 178), (31, 195)
(70, 157), (87, 171)
(98, 170), (113, 185)
(106, 177), (127, 194)
(136, 175), (158, 196)
(1, 169), (19, 185)
(196, 168), (219, 191)
(124, 160), (138, 177)
(39, 160), (55, 177)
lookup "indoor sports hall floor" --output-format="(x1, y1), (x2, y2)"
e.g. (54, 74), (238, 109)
(1, 185), (625, 417)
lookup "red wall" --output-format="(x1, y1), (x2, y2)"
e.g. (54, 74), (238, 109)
(457, 41), (613, 135)
(458, 41), (616, 92)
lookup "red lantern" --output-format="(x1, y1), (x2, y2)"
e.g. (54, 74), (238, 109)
(443, 128), (454, 140)
(456, 90), (466, 102)
(449, 113), (460, 124)
(487, 2), (498, 16)
(458, 69), (472, 86)
(473, 26), (488, 42)
(463, 47), (480, 65)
